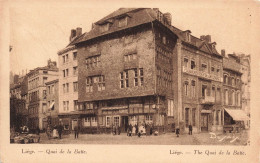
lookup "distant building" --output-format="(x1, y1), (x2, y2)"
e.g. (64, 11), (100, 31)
(27, 59), (58, 130)
(57, 28), (81, 133)
(238, 53), (251, 128)
(222, 53), (248, 131)
(45, 79), (59, 127)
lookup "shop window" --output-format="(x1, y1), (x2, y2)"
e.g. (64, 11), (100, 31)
(145, 115), (153, 124)
(113, 116), (120, 127)
(84, 117), (90, 126)
(91, 117), (97, 126)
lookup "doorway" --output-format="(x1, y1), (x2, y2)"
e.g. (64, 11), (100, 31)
(121, 116), (128, 132)
(201, 113), (208, 131)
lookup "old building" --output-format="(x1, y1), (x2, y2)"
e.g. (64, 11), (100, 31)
(27, 59), (58, 130)
(57, 28), (81, 133)
(45, 79), (59, 128)
(173, 31), (224, 133)
(238, 54), (251, 129)
(222, 53), (248, 131)
(10, 75), (28, 130)
(72, 8), (178, 133)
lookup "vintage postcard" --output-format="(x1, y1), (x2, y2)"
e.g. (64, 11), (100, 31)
(1, 0), (260, 162)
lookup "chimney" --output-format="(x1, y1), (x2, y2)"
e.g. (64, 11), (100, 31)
(163, 12), (172, 26)
(76, 27), (82, 37)
(200, 35), (211, 43)
(70, 29), (76, 42)
(221, 49), (225, 56)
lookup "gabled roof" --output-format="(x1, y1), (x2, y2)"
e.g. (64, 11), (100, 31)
(74, 8), (160, 45)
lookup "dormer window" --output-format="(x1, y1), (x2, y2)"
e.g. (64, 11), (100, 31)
(118, 17), (128, 27)
(100, 23), (110, 33)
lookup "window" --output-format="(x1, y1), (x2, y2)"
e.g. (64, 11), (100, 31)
(191, 80), (196, 98)
(63, 70), (66, 77)
(73, 52), (77, 60)
(192, 108), (196, 126)
(63, 56), (66, 63)
(66, 83), (69, 93)
(162, 36), (166, 44)
(86, 55), (100, 69)
(216, 88), (221, 103)
(66, 101), (69, 111)
(86, 77), (93, 92)
(237, 92), (241, 106)
(43, 71), (48, 74)
(91, 117), (97, 126)
(43, 90), (46, 99)
(100, 23), (109, 33)
(236, 79), (240, 86)
(184, 58), (188, 67)
(43, 77), (48, 85)
(184, 81), (189, 96)
(224, 75), (228, 84)
(125, 71), (129, 87)
(191, 60), (196, 69)
(211, 67), (215, 72)
(63, 69), (69, 77)
(63, 101), (66, 111)
(84, 117), (90, 127)
(66, 69), (69, 77)
(73, 66), (78, 76)
(124, 53), (137, 62)
(232, 91), (235, 106)
(51, 85), (54, 94)
(224, 89), (228, 105)
(63, 84), (66, 93)
(73, 82), (78, 92)
(145, 115), (153, 124)
(212, 86), (215, 97)
(66, 54), (68, 62)
(120, 72), (124, 88)
(74, 100), (78, 111)
(140, 68), (144, 86)
(231, 77), (235, 86)
(118, 17), (127, 27)
(185, 108), (189, 127)
(106, 116), (111, 127)
(201, 63), (207, 72)
(98, 75), (105, 91)
(216, 68), (220, 75)
(202, 85), (207, 97)
(134, 69), (138, 86)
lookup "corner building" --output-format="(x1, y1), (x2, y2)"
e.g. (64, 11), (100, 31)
(75, 8), (177, 133)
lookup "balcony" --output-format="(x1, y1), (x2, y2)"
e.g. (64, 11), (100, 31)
(200, 96), (215, 104)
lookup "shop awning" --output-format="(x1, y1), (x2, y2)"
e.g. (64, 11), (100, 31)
(49, 102), (55, 110)
(224, 108), (250, 121)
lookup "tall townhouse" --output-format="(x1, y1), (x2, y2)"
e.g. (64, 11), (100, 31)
(238, 54), (251, 128)
(175, 33), (224, 133)
(57, 28), (81, 133)
(27, 60), (58, 130)
(73, 8), (178, 134)
(45, 79), (59, 127)
(223, 53), (248, 131)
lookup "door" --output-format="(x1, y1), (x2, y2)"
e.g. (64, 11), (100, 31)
(201, 113), (208, 131)
(121, 116), (128, 132)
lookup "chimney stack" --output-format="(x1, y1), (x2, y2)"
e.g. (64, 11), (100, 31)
(221, 49), (225, 56)
(70, 29), (77, 42)
(76, 27), (82, 37)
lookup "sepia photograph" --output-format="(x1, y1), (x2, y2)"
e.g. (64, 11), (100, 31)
(1, 0), (260, 162)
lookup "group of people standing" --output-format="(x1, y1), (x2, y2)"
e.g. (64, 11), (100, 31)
(46, 124), (63, 139)
(127, 123), (153, 137)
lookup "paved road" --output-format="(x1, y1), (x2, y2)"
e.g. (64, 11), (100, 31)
(38, 129), (249, 145)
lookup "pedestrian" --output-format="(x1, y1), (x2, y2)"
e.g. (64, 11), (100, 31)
(46, 125), (52, 139)
(188, 124), (193, 135)
(74, 125), (79, 139)
(150, 123), (153, 135)
(176, 127), (180, 137)
(132, 125), (136, 136)
(52, 126), (58, 139)
(129, 124), (133, 137)
(57, 124), (63, 139)
(135, 124), (138, 136)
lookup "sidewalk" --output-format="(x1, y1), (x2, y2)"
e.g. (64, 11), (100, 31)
(39, 129), (249, 145)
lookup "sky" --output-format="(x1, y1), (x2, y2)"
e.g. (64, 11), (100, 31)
(9, 0), (260, 75)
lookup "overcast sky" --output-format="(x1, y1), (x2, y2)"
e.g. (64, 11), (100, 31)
(9, 0), (260, 75)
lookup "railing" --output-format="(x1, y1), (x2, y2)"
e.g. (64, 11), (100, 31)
(183, 66), (223, 82)
(200, 96), (215, 104)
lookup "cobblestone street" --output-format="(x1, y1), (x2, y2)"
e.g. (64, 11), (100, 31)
(38, 129), (249, 145)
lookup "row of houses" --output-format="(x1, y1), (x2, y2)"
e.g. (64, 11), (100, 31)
(10, 8), (251, 134)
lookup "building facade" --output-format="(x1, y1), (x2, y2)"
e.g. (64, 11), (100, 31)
(45, 79), (59, 128)
(57, 28), (81, 133)
(73, 8), (178, 133)
(27, 60), (58, 130)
